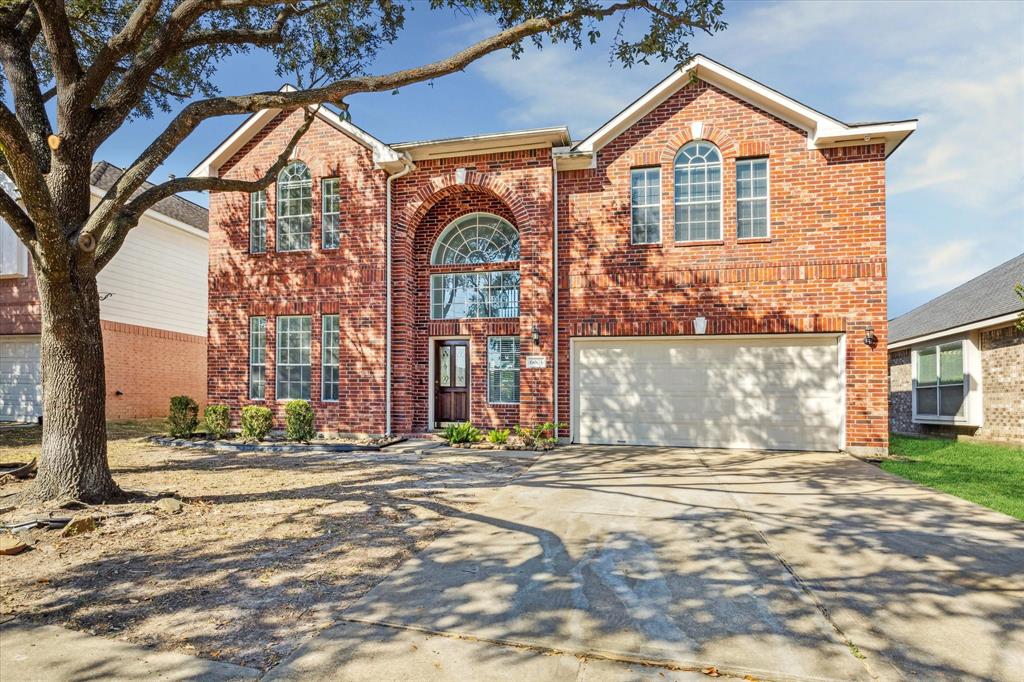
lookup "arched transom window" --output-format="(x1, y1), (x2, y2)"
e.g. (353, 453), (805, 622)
(674, 141), (722, 242)
(276, 161), (312, 251)
(431, 212), (520, 265)
(430, 213), (520, 320)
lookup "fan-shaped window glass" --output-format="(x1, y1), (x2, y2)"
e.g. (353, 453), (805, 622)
(431, 213), (519, 265)
(276, 161), (312, 251)
(674, 141), (722, 242)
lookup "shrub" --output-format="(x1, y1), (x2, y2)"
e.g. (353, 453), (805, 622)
(168, 396), (199, 438)
(203, 404), (231, 439)
(285, 400), (316, 442)
(241, 405), (273, 441)
(486, 428), (510, 445)
(514, 422), (566, 449)
(442, 422), (482, 444)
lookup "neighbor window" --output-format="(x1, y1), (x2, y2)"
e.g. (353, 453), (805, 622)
(276, 161), (312, 251)
(630, 167), (661, 244)
(275, 315), (311, 400)
(914, 341), (966, 419)
(249, 317), (266, 400)
(321, 314), (339, 402)
(249, 190), (266, 254)
(322, 178), (340, 249)
(736, 158), (769, 238)
(430, 213), (521, 320)
(674, 142), (722, 241)
(487, 336), (521, 404)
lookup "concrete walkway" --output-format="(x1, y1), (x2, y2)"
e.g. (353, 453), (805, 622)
(270, 446), (1024, 682)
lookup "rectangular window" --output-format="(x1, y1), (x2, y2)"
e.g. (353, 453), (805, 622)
(322, 178), (340, 249)
(914, 341), (966, 419)
(430, 271), (520, 320)
(275, 315), (311, 400)
(249, 190), (267, 254)
(736, 158), (769, 239)
(487, 336), (520, 404)
(630, 167), (661, 244)
(0, 218), (29, 278)
(321, 314), (339, 401)
(248, 317), (266, 400)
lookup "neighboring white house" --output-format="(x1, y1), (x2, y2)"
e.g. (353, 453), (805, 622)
(0, 162), (209, 422)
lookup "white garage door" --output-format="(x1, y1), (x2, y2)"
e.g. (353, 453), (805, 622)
(0, 336), (42, 422)
(572, 336), (843, 451)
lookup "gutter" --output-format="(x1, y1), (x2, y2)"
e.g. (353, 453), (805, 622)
(385, 154), (415, 436)
(552, 151), (560, 439)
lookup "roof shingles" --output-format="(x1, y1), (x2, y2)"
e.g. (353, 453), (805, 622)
(90, 161), (208, 233)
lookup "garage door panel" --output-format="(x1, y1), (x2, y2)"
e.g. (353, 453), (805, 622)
(573, 337), (842, 451)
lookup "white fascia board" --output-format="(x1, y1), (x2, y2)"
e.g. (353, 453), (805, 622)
(573, 54), (916, 158)
(88, 187), (209, 240)
(888, 312), (1020, 350)
(392, 127), (571, 161)
(553, 146), (596, 170)
(189, 84), (404, 178)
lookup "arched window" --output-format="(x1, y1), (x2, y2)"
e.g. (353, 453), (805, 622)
(674, 142), (722, 242)
(431, 212), (520, 265)
(276, 161), (312, 251)
(430, 213), (520, 320)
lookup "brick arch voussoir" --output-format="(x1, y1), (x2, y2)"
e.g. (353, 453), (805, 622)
(397, 173), (530, 237)
(659, 125), (740, 165)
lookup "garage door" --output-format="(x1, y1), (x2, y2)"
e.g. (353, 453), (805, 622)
(0, 336), (42, 422)
(572, 336), (843, 451)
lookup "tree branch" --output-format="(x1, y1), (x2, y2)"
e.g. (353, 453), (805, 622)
(77, 0), (167, 106)
(0, 178), (37, 247)
(0, 4), (52, 170)
(32, 0), (84, 92)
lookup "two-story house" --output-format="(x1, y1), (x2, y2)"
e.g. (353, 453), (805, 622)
(191, 56), (915, 455)
(0, 162), (209, 422)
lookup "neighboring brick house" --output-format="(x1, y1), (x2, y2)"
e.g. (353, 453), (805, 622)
(0, 162), (209, 422)
(889, 253), (1024, 444)
(192, 55), (917, 455)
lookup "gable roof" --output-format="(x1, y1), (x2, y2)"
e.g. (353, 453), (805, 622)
(91, 161), (209, 233)
(889, 252), (1024, 345)
(572, 54), (917, 158)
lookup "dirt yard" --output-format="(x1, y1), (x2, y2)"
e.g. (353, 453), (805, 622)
(0, 421), (537, 669)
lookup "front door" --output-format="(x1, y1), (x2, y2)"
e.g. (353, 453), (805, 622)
(435, 340), (469, 425)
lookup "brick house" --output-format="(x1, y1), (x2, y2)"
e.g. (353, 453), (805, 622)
(192, 56), (916, 455)
(0, 162), (209, 422)
(888, 253), (1024, 444)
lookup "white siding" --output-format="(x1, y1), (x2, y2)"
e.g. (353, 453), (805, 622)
(0, 218), (29, 278)
(97, 211), (208, 337)
(0, 336), (42, 422)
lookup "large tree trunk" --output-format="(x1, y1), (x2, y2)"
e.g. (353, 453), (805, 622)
(23, 255), (122, 503)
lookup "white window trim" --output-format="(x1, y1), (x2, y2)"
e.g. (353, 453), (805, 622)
(276, 161), (313, 253)
(321, 178), (340, 250)
(910, 335), (982, 426)
(736, 157), (771, 240)
(487, 336), (521, 405)
(0, 217), (30, 279)
(674, 142), (724, 243)
(321, 314), (339, 403)
(429, 270), (520, 321)
(275, 315), (312, 401)
(249, 190), (267, 254)
(630, 167), (662, 245)
(248, 316), (266, 401)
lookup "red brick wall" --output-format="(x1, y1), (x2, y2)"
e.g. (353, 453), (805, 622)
(102, 320), (207, 419)
(208, 109), (388, 433)
(557, 80), (889, 451)
(0, 264), (41, 335)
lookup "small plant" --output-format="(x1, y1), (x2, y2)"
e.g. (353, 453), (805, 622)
(486, 428), (510, 445)
(241, 405), (273, 441)
(514, 422), (566, 449)
(442, 422), (482, 444)
(168, 396), (199, 438)
(285, 400), (316, 442)
(203, 404), (231, 439)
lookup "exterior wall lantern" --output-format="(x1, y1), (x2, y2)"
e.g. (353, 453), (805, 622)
(863, 325), (878, 347)
(693, 316), (708, 335)
(531, 324), (541, 345)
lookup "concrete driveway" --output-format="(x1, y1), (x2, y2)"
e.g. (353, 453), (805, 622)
(269, 446), (1024, 681)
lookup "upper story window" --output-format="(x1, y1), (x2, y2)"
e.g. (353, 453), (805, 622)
(630, 167), (661, 244)
(276, 161), (312, 252)
(249, 190), (267, 254)
(322, 178), (340, 250)
(674, 142), (721, 242)
(0, 217), (29, 278)
(736, 158), (769, 239)
(431, 212), (519, 265)
(913, 341), (966, 420)
(429, 213), (520, 320)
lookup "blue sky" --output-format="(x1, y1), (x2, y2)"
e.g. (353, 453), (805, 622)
(97, 0), (1024, 318)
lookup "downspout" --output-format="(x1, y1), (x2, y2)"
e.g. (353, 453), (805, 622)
(385, 155), (414, 436)
(552, 152), (560, 440)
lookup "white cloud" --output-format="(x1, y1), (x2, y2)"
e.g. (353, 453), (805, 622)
(904, 239), (986, 293)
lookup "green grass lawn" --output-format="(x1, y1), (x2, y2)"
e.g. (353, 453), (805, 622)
(884, 435), (1024, 521)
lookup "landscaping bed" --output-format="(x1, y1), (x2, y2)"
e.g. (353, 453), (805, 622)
(0, 420), (538, 669)
(148, 433), (403, 453)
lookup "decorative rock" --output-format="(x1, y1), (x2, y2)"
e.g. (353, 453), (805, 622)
(0, 534), (29, 555)
(60, 515), (98, 537)
(154, 497), (185, 514)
